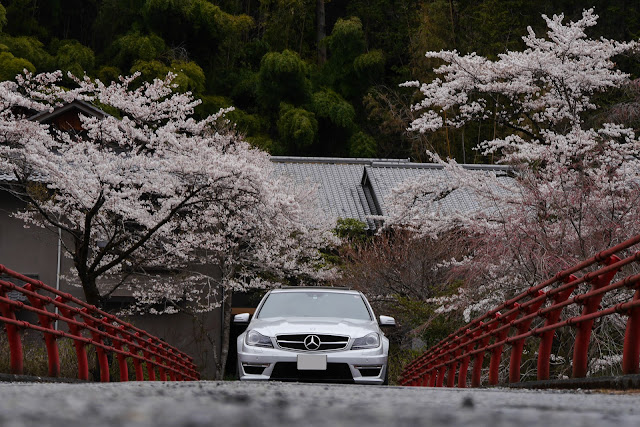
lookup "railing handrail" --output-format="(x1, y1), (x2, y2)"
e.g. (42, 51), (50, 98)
(400, 234), (640, 387)
(0, 264), (200, 381)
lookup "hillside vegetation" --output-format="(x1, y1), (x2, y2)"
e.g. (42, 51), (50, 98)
(2, 0), (638, 161)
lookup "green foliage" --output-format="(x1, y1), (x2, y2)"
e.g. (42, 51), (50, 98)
(229, 109), (270, 137)
(54, 40), (95, 77)
(260, 0), (314, 56)
(311, 89), (355, 129)
(130, 59), (169, 83)
(110, 31), (166, 71)
(0, 35), (53, 71)
(0, 4), (7, 33)
(387, 344), (423, 385)
(348, 131), (377, 158)
(94, 0), (147, 51)
(246, 133), (276, 153)
(3, 0), (46, 38)
(0, 51), (35, 81)
(170, 60), (205, 93)
(142, 0), (253, 64)
(322, 17), (377, 100)
(325, 17), (366, 65)
(196, 94), (233, 117)
(97, 65), (122, 84)
(0, 333), (93, 379)
(277, 103), (317, 153)
(2, 0), (640, 161)
(333, 218), (368, 242)
(257, 50), (311, 109)
(229, 69), (259, 109)
(142, 0), (191, 43)
(130, 58), (205, 93)
(353, 50), (385, 81)
(186, 0), (226, 38)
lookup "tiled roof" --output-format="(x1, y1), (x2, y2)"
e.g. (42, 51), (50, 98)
(272, 157), (513, 230)
(363, 162), (512, 216)
(271, 157), (410, 229)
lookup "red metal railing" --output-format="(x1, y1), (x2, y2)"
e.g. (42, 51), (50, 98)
(0, 264), (200, 381)
(399, 234), (640, 387)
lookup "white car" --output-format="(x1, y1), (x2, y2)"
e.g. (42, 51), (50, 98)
(235, 287), (395, 384)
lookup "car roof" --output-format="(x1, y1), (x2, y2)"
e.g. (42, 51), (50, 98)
(270, 287), (359, 295)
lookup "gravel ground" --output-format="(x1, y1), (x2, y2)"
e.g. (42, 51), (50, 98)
(1, 381), (639, 427)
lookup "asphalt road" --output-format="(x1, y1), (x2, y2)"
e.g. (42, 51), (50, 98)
(1, 381), (639, 427)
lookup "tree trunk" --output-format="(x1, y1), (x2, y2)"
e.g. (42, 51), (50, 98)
(78, 271), (102, 307)
(215, 287), (234, 379)
(316, 0), (327, 65)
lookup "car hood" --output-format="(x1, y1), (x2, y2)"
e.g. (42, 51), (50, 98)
(249, 317), (379, 338)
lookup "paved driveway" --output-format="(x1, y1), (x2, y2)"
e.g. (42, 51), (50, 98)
(1, 381), (638, 426)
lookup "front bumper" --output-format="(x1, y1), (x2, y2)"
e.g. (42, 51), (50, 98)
(237, 340), (388, 384)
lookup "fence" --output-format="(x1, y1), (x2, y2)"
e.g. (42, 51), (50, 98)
(399, 234), (640, 387)
(0, 264), (200, 382)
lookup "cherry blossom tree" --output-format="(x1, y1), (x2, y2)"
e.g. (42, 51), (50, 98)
(0, 70), (337, 377)
(386, 9), (640, 375)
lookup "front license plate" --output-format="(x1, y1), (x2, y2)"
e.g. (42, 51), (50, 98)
(297, 354), (327, 370)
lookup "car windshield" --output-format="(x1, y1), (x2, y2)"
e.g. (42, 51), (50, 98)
(257, 292), (372, 321)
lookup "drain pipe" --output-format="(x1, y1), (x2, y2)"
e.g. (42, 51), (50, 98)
(55, 227), (61, 330)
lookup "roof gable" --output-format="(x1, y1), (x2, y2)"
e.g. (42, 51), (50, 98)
(29, 99), (109, 131)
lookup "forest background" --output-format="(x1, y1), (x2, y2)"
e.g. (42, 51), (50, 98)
(2, 0), (639, 163)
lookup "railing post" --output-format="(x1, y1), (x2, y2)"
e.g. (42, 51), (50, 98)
(104, 320), (128, 382)
(537, 275), (578, 380)
(435, 353), (449, 387)
(157, 343), (168, 381)
(138, 335), (156, 381)
(24, 284), (60, 377)
(509, 292), (546, 383)
(489, 311), (518, 385)
(446, 337), (460, 387)
(623, 287), (640, 374)
(458, 329), (478, 388)
(420, 368), (431, 387)
(471, 319), (498, 387)
(125, 330), (144, 381)
(84, 311), (110, 382)
(57, 299), (89, 381)
(572, 256), (620, 378)
(428, 366), (438, 387)
(168, 349), (178, 381)
(0, 286), (24, 375)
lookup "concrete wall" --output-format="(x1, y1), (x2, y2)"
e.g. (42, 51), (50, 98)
(0, 190), (77, 297)
(126, 309), (223, 379)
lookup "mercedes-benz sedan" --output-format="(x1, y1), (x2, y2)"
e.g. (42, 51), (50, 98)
(235, 287), (395, 384)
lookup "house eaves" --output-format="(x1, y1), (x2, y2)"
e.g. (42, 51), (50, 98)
(28, 99), (110, 123)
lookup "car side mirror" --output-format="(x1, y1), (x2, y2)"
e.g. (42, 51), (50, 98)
(379, 315), (396, 327)
(233, 313), (250, 324)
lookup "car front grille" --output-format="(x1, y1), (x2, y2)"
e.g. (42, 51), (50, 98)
(275, 334), (349, 351)
(270, 362), (353, 383)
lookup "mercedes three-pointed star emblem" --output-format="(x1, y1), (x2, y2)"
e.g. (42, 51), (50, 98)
(304, 334), (321, 350)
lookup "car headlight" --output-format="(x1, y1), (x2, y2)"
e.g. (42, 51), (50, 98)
(245, 330), (274, 348)
(352, 332), (380, 349)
